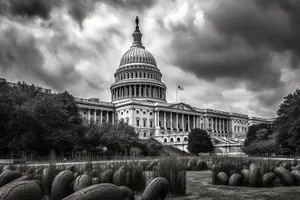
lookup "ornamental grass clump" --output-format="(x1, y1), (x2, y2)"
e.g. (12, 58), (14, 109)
(152, 156), (186, 196)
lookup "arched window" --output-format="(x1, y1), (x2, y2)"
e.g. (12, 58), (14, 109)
(170, 138), (174, 143)
(177, 137), (180, 142)
(144, 132), (147, 137)
(164, 138), (168, 143)
(151, 74), (153, 79)
(127, 73), (129, 79)
(143, 73), (146, 78)
(147, 73), (150, 78)
(139, 72), (142, 78)
(135, 72), (138, 78)
(131, 73), (133, 78)
(184, 137), (188, 141)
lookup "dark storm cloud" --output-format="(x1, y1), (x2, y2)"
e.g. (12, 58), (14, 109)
(205, 0), (300, 68)
(0, 25), (81, 90)
(104, 0), (156, 11)
(1, 0), (157, 27)
(4, 0), (61, 19)
(167, 0), (300, 92)
(0, 26), (44, 72)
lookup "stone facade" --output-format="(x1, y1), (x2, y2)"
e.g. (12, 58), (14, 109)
(75, 18), (276, 152)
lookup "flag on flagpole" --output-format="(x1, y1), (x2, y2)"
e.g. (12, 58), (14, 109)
(177, 85), (184, 91)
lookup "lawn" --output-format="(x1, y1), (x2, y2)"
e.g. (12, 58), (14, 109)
(170, 171), (300, 200)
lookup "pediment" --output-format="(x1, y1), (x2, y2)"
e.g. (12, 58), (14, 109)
(169, 102), (195, 111)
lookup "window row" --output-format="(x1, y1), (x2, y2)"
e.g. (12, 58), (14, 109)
(137, 131), (154, 138)
(122, 55), (155, 64)
(112, 85), (165, 100)
(136, 118), (153, 128)
(163, 137), (188, 143)
(119, 109), (153, 116)
(116, 71), (161, 81)
(234, 126), (247, 133)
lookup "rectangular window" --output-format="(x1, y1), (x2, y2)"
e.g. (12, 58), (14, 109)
(144, 120), (147, 127)
(136, 119), (139, 126)
(150, 120), (153, 128)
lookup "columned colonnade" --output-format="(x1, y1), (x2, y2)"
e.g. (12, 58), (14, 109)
(153, 110), (205, 132)
(209, 117), (230, 133)
(152, 110), (231, 134)
(112, 85), (165, 100)
(84, 109), (114, 124)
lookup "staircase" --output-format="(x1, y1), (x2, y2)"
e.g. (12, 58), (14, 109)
(162, 145), (191, 156)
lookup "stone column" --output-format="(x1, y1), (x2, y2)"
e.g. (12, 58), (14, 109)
(106, 111), (109, 123)
(134, 85), (136, 97)
(181, 114), (184, 130)
(176, 113), (178, 130)
(211, 117), (214, 132)
(227, 120), (230, 133)
(94, 110), (97, 124)
(170, 112), (173, 130)
(188, 115), (190, 131)
(139, 85), (142, 97)
(100, 110), (103, 123)
(128, 86), (131, 97)
(164, 111), (167, 129)
(219, 118), (221, 133)
(158, 88), (160, 98)
(112, 111), (115, 125)
(158, 87), (160, 98)
(87, 109), (91, 124)
(193, 115), (196, 129)
(157, 111), (160, 127)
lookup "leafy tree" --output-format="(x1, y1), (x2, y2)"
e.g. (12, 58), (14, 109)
(244, 123), (273, 146)
(187, 128), (213, 155)
(243, 124), (277, 155)
(82, 121), (149, 156)
(0, 83), (85, 156)
(276, 88), (300, 155)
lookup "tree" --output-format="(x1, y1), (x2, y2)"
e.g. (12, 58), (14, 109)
(276, 88), (300, 155)
(244, 123), (273, 146)
(187, 128), (213, 155)
(243, 124), (278, 155)
(0, 83), (85, 156)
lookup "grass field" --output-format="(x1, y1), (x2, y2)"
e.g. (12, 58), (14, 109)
(169, 171), (300, 200)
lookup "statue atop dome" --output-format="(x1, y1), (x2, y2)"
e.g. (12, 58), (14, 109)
(135, 16), (139, 26)
(131, 16), (144, 49)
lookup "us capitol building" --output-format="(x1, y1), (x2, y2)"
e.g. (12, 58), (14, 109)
(1, 17), (276, 153)
(74, 17), (275, 153)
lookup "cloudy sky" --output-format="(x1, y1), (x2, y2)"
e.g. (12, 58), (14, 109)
(1, 0), (300, 118)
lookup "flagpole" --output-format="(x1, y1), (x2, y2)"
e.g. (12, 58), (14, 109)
(176, 84), (178, 103)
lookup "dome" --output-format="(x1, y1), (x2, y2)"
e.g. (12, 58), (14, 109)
(119, 47), (157, 67)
